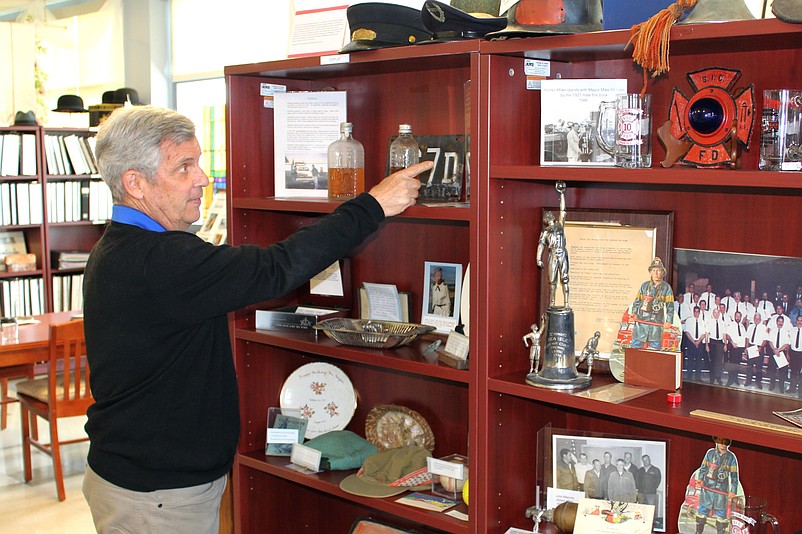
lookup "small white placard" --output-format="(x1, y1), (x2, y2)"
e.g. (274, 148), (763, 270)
(747, 345), (761, 359)
(260, 83), (287, 109)
(546, 486), (584, 510)
(782, 161), (802, 171)
(363, 282), (403, 321)
(290, 442), (322, 472)
(321, 53), (349, 65)
(446, 509), (469, 521)
(288, 1), (349, 58)
(524, 59), (551, 90)
(427, 457), (465, 480)
(444, 331), (470, 361)
(524, 59), (551, 77)
(310, 261), (344, 296)
(774, 351), (789, 368)
(294, 306), (338, 315)
(267, 428), (299, 444)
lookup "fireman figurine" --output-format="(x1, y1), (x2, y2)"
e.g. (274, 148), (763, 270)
(694, 437), (740, 534)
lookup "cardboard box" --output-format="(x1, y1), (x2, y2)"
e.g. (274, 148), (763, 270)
(255, 306), (347, 332)
(603, 0), (666, 30)
(624, 347), (682, 390)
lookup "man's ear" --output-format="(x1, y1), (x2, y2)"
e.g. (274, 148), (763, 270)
(121, 169), (146, 200)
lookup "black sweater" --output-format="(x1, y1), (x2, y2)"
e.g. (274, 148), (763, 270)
(84, 193), (384, 491)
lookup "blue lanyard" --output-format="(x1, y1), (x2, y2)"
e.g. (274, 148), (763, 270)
(110, 205), (166, 232)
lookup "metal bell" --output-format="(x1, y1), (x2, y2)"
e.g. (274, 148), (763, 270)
(680, 0), (755, 24)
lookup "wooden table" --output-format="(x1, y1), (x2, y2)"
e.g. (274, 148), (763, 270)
(0, 311), (80, 428)
(0, 311), (80, 367)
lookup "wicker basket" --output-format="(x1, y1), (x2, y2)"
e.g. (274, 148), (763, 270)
(313, 318), (435, 349)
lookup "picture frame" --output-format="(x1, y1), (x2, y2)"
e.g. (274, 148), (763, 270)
(421, 261), (462, 334)
(674, 247), (802, 398)
(539, 426), (668, 532)
(265, 407), (308, 456)
(358, 286), (411, 322)
(540, 78), (628, 166)
(273, 91), (346, 198)
(539, 209), (674, 365)
(0, 230), (28, 272)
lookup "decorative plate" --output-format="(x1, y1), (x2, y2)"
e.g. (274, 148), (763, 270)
(365, 404), (435, 452)
(279, 362), (357, 439)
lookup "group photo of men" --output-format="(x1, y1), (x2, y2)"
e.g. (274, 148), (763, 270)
(674, 249), (802, 398)
(552, 435), (667, 531)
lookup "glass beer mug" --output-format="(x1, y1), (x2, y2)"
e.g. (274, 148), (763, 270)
(596, 94), (652, 168)
(730, 496), (779, 534)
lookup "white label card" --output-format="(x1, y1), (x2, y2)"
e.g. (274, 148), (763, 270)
(260, 83), (287, 109)
(310, 261), (344, 296)
(290, 442), (322, 472)
(288, 2), (349, 58)
(427, 457), (465, 479)
(444, 331), (469, 360)
(267, 428), (299, 444)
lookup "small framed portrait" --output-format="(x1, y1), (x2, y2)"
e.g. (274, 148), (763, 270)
(421, 261), (463, 334)
(545, 430), (668, 532)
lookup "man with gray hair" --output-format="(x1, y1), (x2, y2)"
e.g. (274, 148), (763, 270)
(81, 106), (431, 533)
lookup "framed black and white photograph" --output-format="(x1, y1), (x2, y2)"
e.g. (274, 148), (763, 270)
(540, 78), (628, 166)
(548, 432), (668, 532)
(421, 261), (462, 334)
(674, 248), (802, 398)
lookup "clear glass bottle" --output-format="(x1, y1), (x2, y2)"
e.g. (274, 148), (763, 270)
(389, 124), (420, 174)
(327, 122), (365, 200)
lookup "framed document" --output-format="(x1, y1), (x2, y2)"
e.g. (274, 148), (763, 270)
(539, 209), (674, 364)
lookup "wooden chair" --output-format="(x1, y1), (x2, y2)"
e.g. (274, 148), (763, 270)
(16, 319), (92, 501)
(1, 364), (35, 430)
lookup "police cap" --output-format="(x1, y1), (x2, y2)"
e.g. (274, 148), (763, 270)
(340, 3), (432, 53)
(421, 1), (506, 42)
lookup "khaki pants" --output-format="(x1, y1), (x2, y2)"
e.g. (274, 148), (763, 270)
(82, 464), (226, 534)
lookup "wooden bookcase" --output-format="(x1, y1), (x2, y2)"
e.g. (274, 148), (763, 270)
(225, 18), (802, 534)
(0, 126), (106, 316)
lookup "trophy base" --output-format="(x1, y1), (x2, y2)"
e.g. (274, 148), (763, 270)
(525, 372), (592, 391)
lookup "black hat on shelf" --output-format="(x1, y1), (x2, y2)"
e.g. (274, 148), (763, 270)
(485, 0), (603, 39)
(420, 1), (506, 42)
(13, 110), (38, 126)
(101, 90), (116, 103)
(339, 2), (432, 53)
(113, 87), (141, 105)
(52, 94), (88, 112)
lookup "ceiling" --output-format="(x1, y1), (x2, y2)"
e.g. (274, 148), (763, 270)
(0, 0), (106, 21)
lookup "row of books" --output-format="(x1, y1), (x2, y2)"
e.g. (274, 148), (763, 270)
(0, 276), (45, 317)
(0, 133), (37, 177)
(44, 134), (98, 176)
(53, 272), (84, 313)
(46, 179), (113, 223)
(0, 181), (43, 226)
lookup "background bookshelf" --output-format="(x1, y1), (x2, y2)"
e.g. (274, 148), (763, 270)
(0, 126), (110, 317)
